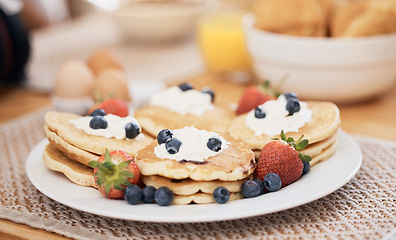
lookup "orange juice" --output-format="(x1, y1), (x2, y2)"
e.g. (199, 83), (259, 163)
(197, 11), (250, 74)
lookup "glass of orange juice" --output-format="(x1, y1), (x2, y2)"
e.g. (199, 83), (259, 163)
(197, 0), (253, 83)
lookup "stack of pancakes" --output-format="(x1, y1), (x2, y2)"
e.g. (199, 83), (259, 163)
(43, 111), (153, 187)
(42, 97), (341, 204)
(135, 134), (255, 205)
(228, 101), (341, 166)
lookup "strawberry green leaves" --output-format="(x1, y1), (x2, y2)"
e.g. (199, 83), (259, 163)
(279, 130), (312, 162)
(89, 149), (135, 196)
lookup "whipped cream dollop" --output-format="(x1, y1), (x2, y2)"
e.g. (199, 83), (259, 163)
(245, 95), (313, 136)
(154, 126), (230, 162)
(70, 114), (144, 140)
(149, 86), (214, 116)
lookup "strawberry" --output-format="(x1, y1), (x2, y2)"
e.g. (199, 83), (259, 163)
(89, 98), (129, 117)
(89, 149), (140, 199)
(235, 86), (275, 115)
(236, 76), (291, 115)
(254, 131), (311, 187)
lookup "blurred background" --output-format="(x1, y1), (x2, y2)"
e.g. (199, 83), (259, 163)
(1, 0), (396, 111)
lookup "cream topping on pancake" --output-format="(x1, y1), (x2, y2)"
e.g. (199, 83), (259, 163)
(154, 126), (229, 163)
(69, 114), (144, 140)
(149, 86), (214, 116)
(245, 95), (312, 136)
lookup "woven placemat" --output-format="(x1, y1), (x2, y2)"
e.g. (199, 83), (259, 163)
(0, 108), (395, 240)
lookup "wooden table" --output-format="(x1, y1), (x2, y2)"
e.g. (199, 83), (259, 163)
(0, 75), (396, 239)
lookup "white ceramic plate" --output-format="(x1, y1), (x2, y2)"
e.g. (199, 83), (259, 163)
(26, 131), (361, 223)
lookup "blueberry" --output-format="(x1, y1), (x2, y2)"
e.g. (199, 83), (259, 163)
(89, 108), (106, 117)
(213, 186), (230, 204)
(157, 129), (173, 144)
(154, 187), (174, 206)
(89, 116), (108, 129)
(142, 185), (156, 203)
(125, 122), (140, 139)
(207, 137), (222, 152)
(263, 172), (282, 192)
(201, 87), (215, 102)
(253, 179), (265, 195)
(254, 107), (266, 119)
(124, 184), (142, 205)
(179, 83), (193, 91)
(302, 160), (310, 176)
(165, 138), (182, 154)
(241, 180), (261, 198)
(286, 98), (300, 115)
(283, 91), (298, 100)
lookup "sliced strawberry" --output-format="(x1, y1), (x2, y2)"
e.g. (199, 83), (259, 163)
(254, 131), (311, 187)
(89, 149), (140, 199)
(89, 98), (129, 117)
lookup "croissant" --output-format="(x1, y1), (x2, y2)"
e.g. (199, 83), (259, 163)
(252, 0), (331, 37)
(330, 0), (396, 37)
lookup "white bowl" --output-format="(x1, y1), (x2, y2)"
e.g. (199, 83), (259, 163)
(242, 14), (396, 103)
(108, 0), (205, 42)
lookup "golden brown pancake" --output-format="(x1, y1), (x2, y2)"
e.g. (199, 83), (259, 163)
(254, 137), (338, 167)
(44, 125), (99, 166)
(43, 144), (244, 205)
(252, 131), (338, 158)
(310, 138), (338, 166)
(45, 111), (154, 157)
(228, 101), (341, 150)
(134, 104), (235, 138)
(43, 143), (96, 188)
(135, 133), (255, 181)
(141, 175), (246, 195)
(173, 192), (243, 205)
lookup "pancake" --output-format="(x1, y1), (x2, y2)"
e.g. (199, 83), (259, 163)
(134, 104), (235, 138)
(300, 131), (337, 157)
(253, 131), (338, 159)
(135, 133), (256, 181)
(44, 125), (99, 166)
(141, 175), (246, 195)
(45, 111), (154, 157)
(173, 192), (243, 205)
(43, 144), (244, 205)
(43, 143), (96, 187)
(310, 138), (338, 166)
(254, 137), (338, 167)
(228, 101), (340, 150)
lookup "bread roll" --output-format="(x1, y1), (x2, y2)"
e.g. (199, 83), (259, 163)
(331, 0), (396, 37)
(253, 0), (330, 37)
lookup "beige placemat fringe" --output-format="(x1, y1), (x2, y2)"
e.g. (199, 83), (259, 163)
(0, 108), (395, 240)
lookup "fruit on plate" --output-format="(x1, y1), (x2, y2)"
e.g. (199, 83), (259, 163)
(88, 98), (129, 117)
(263, 172), (282, 192)
(235, 80), (281, 115)
(241, 179), (261, 198)
(254, 131), (311, 187)
(213, 186), (230, 204)
(89, 149), (140, 199)
(154, 186), (174, 206)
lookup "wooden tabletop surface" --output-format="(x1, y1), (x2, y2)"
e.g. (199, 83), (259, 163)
(0, 74), (396, 239)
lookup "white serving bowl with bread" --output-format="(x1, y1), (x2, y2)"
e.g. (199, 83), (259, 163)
(242, 13), (396, 104)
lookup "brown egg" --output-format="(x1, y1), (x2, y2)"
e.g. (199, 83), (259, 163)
(54, 60), (94, 98)
(95, 69), (132, 102)
(87, 49), (124, 76)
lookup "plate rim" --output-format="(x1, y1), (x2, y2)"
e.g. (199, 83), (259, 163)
(26, 130), (362, 223)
